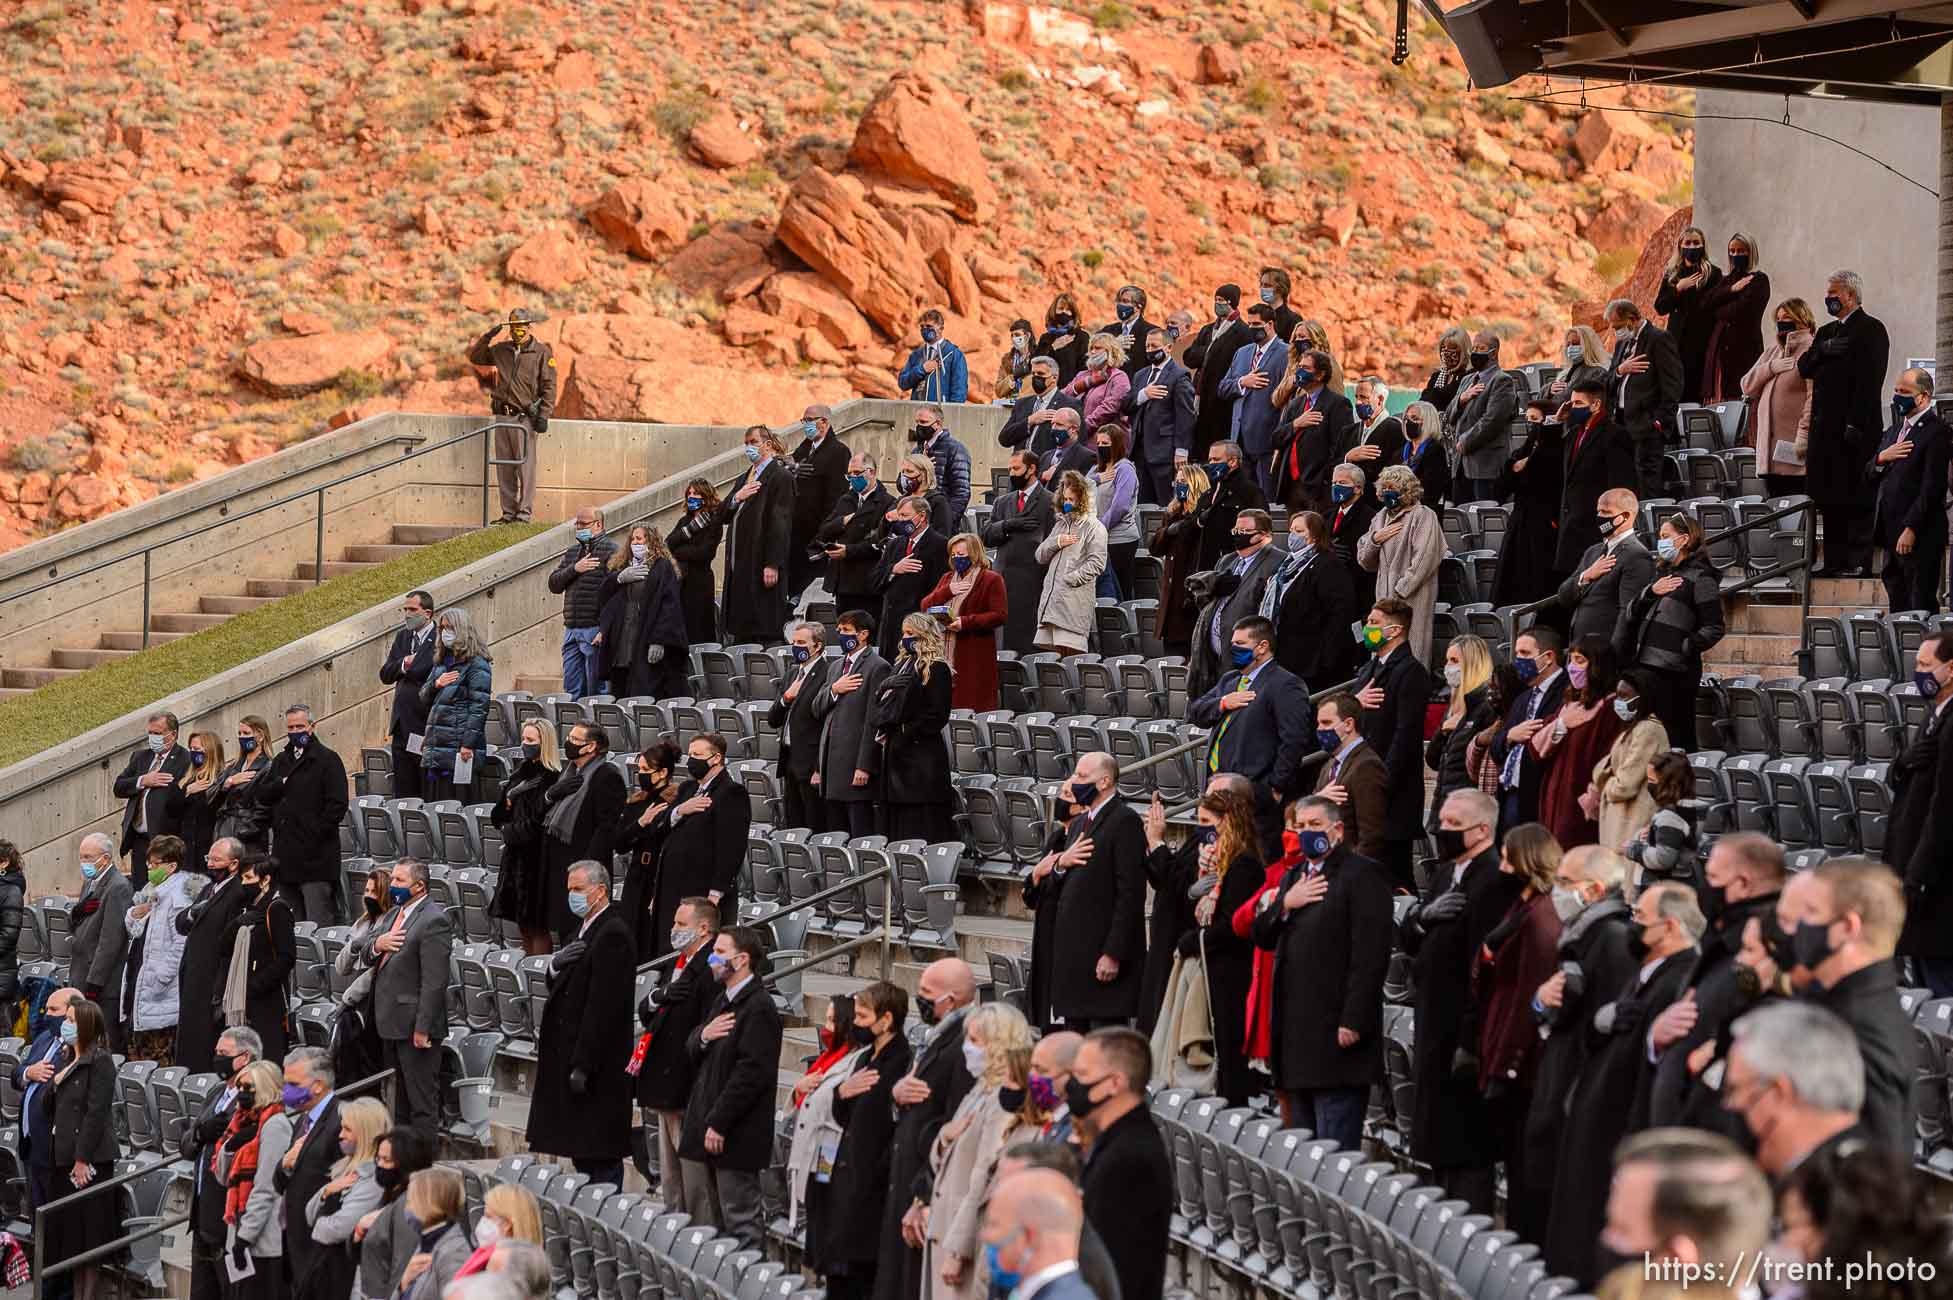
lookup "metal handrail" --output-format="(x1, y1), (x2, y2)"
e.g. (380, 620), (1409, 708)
(637, 865), (897, 985)
(33, 1066), (397, 1284)
(0, 418), (531, 648)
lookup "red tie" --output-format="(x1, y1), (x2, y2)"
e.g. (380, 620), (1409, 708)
(1335, 506), (1347, 531)
(1018, 491), (1027, 511)
(906, 537), (916, 558)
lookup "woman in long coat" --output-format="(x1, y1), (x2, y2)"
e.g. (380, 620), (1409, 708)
(806, 985), (914, 1300)
(1032, 472), (1108, 656)
(1426, 635), (1495, 832)
(1529, 637), (1626, 850)
(420, 606), (494, 804)
(224, 857), (296, 1061)
(489, 720), (559, 956)
(598, 525), (689, 699)
(210, 715), (274, 852)
(1490, 406), (1567, 608)
(1740, 297), (1816, 500)
(1150, 464), (1210, 655)
(615, 742), (682, 957)
(524, 871), (635, 1176)
(1356, 464), (1445, 666)
(1694, 230), (1770, 402)
(873, 615), (956, 844)
(668, 478), (725, 644)
(719, 426), (796, 646)
(1190, 788), (1266, 1106)
(919, 535), (1007, 713)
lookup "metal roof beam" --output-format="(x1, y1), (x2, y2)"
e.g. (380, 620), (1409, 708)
(1545, 0), (1951, 63)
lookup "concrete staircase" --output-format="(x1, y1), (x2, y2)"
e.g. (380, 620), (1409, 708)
(1706, 577), (1883, 679)
(0, 523), (474, 695)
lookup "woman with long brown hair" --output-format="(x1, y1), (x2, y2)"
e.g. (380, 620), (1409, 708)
(598, 524), (688, 699)
(174, 730), (227, 866)
(1036, 291), (1089, 384)
(1189, 785), (1266, 1105)
(667, 477), (724, 644)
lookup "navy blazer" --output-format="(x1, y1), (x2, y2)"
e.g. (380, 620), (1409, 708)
(14, 1028), (65, 1168)
(1123, 358), (1198, 466)
(1218, 337), (1290, 458)
(1867, 409), (1951, 545)
(378, 624), (437, 741)
(1186, 657), (1313, 802)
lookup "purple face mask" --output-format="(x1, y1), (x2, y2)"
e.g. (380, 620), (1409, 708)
(1027, 1073), (1062, 1111)
(282, 1083), (313, 1111)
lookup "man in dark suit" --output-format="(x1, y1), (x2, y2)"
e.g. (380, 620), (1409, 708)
(1072, 1028), (1172, 1300)
(1099, 284), (1157, 381)
(657, 733), (752, 929)
(255, 705), (348, 925)
(278, 1045), (344, 1286)
(720, 424), (796, 646)
(1889, 630), (1953, 994)
(1122, 326), (1197, 504)
(1557, 487), (1655, 645)
(1039, 408), (1096, 486)
(871, 495), (949, 660)
(1799, 270), (1891, 575)
(818, 451), (895, 619)
(874, 958), (978, 1300)
(812, 611), (892, 838)
(173, 837), (249, 1073)
(767, 620), (832, 832)
(635, 899), (720, 1217)
(1402, 790), (1523, 1214)
(1351, 599), (1433, 889)
(978, 450), (1054, 655)
(999, 357), (1082, 459)
(112, 710), (192, 886)
(1192, 442), (1267, 574)
(1217, 304), (1290, 499)
(1327, 464), (1379, 613)
(1722, 1002), (1870, 1182)
(1446, 331), (1521, 503)
(1190, 512), (1284, 673)
(1775, 861), (1917, 1155)
(1865, 368), (1948, 611)
(16, 986), (79, 1216)
(1275, 348), (1359, 514)
(1553, 380), (1638, 579)
(180, 1023), (259, 1300)
(1489, 626), (1568, 831)
(1034, 753), (1148, 1029)
(543, 723), (627, 942)
(353, 858), (452, 1136)
(680, 926), (784, 1251)
(1183, 284), (1252, 463)
(1251, 796), (1393, 1149)
(377, 590), (436, 800)
(788, 404), (852, 600)
(529, 862), (636, 1185)
(1187, 615), (1310, 842)
(1311, 694), (1387, 863)
(1603, 299), (1684, 502)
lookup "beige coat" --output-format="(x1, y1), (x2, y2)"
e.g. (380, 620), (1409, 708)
(1739, 332), (1813, 477)
(1034, 513), (1108, 641)
(1592, 717), (1669, 851)
(1356, 502), (1445, 666)
(925, 1089), (1024, 1300)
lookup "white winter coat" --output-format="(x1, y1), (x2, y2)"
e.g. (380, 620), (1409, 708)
(129, 870), (205, 1031)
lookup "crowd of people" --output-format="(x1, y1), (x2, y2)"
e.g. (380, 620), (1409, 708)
(9, 245), (1948, 1300)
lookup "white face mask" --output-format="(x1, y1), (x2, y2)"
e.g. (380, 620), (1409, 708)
(1551, 885), (1586, 923)
(962, 1041), (987, 1077)
(1443, 663), (1462, 688)
(475, 1217), (504, 1249)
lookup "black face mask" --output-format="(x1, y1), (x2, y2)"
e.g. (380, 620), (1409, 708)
(376, 1165), (404, 1192)
(1064, 1075), (1105, 1118)
(686, 756), (711, 781)
(913, 425), (935, 443)
(1008, 471), (1031, 490)
(1029, 374), (1051, 394)
(1095, 445), (1112, 466)
(917, 995), (942, 1027)
(521, 741), (542, 761)
(999, 1084), (1027, 1111)
(219, 1053), (246, 1080)
(850, 1023), (876, 1047)
(1469, 350), (1492, 369)
(1229, 531), (1257, 551)
(1696, 881), (1727, 928)
(1625, 925), (1651, 962)
(1148, 348), (1166, 364)
(363, 895), (383, 919)
(638, 771), (660, 793)
(1433, 827), (1470, 860)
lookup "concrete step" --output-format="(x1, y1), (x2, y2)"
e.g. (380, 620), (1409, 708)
(393, 523), (475, 546)
(1725, 600), (1859, 637)
(150, 611), (229, 633)
(293, 560), (376, 581)
(1705, 633), (1800, 672)
(342, 543), (421, 564)
(514, 675), (566, 694)
(0, 688), (31, 700)
(100, 630), (189, 650)
(2, 666), (80, 689)
(247, 578), (314, 598)
(199, 594), (275, 615)
(1809, 577), (1883, 606)
(50, 647), (135, 670)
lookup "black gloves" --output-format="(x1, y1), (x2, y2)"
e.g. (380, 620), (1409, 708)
(1420, 891), (1468, 926)
(1448, 1048), (1481, 1087)
(1176, 930), (1201, 959)
(569, 1068), (589, 1096)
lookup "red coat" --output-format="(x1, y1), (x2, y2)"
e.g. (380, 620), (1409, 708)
(1232, 857), (1294, 1064)
(921, 569), (1007, 711)
(1469, 890), (1563, 1092)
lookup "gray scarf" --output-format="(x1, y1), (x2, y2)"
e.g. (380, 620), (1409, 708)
(544, 762), (595, 845)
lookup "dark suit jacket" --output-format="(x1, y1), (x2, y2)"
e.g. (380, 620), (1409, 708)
(1867, 409), (1951, 546)
(679, 975), (784, 1171)
(1251, 845), (1394, 1089)
(1490, 670), (1570, 826)
(1608, 322), (1684, 441)
(1891, 702), (1953, 959)
(181, 1074), (241, 1242)
(378, 625), (437, 742)
(660, 770), (752, 904)
(1098, 315), (1158, 378)
(768, 657), (832, 782)
(790, 432), (853, 549)
(256, 738), (349, 886)
(1314, 739), (1388, 862)
(1185, 318), (1254, 459)
(1799, 308), (1890, 498)
(1447, 366), (1521, 479)
(173, 873), (248, 1072)
(874, 1011), (976, 1300)
(871, 528), (950, 660)
(1081, 1105), (1172, 1300)
(114, 743), (193, 855)
(817, 482), (895, 605)
(1192, 471), (1268, 574)
(1000, 390), (1083, 459)
(1554, 416), (1637, 573)
(812, 648), (892, 798)
(1557, 535), (1656, 647)
(50, 1050), (115, 1168)
(1351, 646), (1434, 833)
(1187, 658), (1312, 801)
(979, 484), (1054, 654)
(814, 1033), (915, 1268)
(1122, 358), (1198, 467)
(278, 1094), (344, 1278)
(1326, 495), (1379, 612)
(1202, 544), (1284, 646)
(1030, 798), (1149, 1022)
(1816, 959), (1916, 1156)
(635, 943), (718, 1111)
(1276, 387), (1359, 507)
(15, 1029), (64, 1168)
(528, 904), (636, 1161)
(1273, 549), (1356, 687)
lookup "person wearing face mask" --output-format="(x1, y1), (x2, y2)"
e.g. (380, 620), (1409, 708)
(1190, 607), (1315, 847)
(378, 590), (438, 800)
(1621, 746), (1697, 887)
(876, 958), (978, 1300)
(352, 1126), (437, 1300)
(1170, 788), (1266, 1104)
(1486, 399), (1564, 607)
(1550, 379), (1637, 585)
(979, 1168), (1098, 1300)
(1773, 862), (1915, 1155)
(647, 733), (749, 958)
(998, 357), (1082, 458)
(416, 607), (494, 805)
(872, 491), (951, 660)
(1487, 627), (1568, 830)
(1216, 303), (1289, 498)
(768, 621), (836, 829)
(301, 1095), (390, 1298)
(1322, 461), (1378, 607)
(16, 987), (80, 1224)
(210, 715), (275, 853)
(720, 423), (796, 647)
(1544, 881), (1703, 1283)
(1741, 298), (1818, 500)
(596, 524), (688, 699)
(1866, 367), (1949, 612)
(1146, 463), (1211, 657)
(449, 1183), (543, 1282)
(171, 729), (227, 871)
(873, 614), (956, 843)
(1065, 334), (1132, 441)
(899, 307), (969, 404)
(923, 1005), (1037, 1300)
(217, 855), (296, 1061)
(329, 867), (394, 1085)
(910, 405), (972, 530)
(1087, 425), (1140, 599)
(1442, 329), (1519, 504)
(919, 534), (1007, 711)
(1253, 267), (1302, 342)
(176, 1023), (258, 1300)
(1890, 632), (1953, 994)
(1183, 283), (1251, 463)
(1693, 231), (1770, 402)
(1031, 472), (1108, 658)
(1035, 293), (1090, 385)
(1273, 347), (1358, 515)
(1097, 287), (1158, 378)
(679, 927), (785, 1251)
(1556, 485), (1652, 646)
(540, 724), (626, 943)
(1584, 670), (1670, 854)
(66, 832), (132, 1055)
(1399, 790), (1521, 1212)
(888, 453), (953, 535)
(1138, 776), (1244, 1035)
(1037, 407), (1097, 487)
(1068, 1029), (1171, 1300)
(788, 403), (853, 599)
(791, 994), (858, 1111)
(1526, 636), (1626, 850)
(212, 1056), (293, 1300)
(668, 477), (725, 642)
(1349, 599), (1434, 887)
(993, 317), (1038, 399)
(1355, 464), (1442, 666)
(1653, 226), (1725, 403)
(637, 898), (723, 1218)
(547, 506), (619, 698)
(812, 611), (892, 838)
(1266, 511), (1356, 687)
(171, 838), (250, 1073)
(1189, 440), (1266, 574)
(1190, 510), (1283, 693)
(821, 452), (900, 620)
(1310, 693), (1388, 863)
(976, 452), (1054, 659)
(1341, 375), (1404, 475)
(1025, 753), (1146, 1031)
(1417, 325), (1471, 413)
(113, 709), (192, 888)
(487, 722), (562, 957)
(1424, 634), (1495, 835)
(1725, 1001), (1873, 1184)
(468, 307), (555, 524)
(1603, 297), (1685, 501)
(1621, 512), (1724, 748)
(351, 859), (452, 1138)
(1592, 1129), (1770, 1296)
(528, 862), (636, 1186)
(124, 834), (205, 1065)
(1122, 326), (1196, 504)
(255, 704), (349, 926)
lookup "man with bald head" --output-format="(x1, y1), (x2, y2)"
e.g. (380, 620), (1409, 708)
(1039, 406), (1095, 485)
(1072, 1029), (1170, 1300)
(981, 1168), (1095, 1300)
(16, 986), (80, 1213)
(876, 958), (978, 1300)
(1027, 1031), (1084, 1143)
(1867, 366), (1947, 611)
(1557, 486), (1653, 646)
(1026, 753), (1146, 1031)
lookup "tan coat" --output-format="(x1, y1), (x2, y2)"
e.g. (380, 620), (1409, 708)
(1739, 332), (1813, 477)
(925, 1090), (1024, 1300)
(1034, 513), (1108, 645)
(1591, 717), (1669, 851)
(1356, 502), (1445, 666)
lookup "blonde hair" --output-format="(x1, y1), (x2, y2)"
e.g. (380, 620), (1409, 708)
(1444, 634), (1493, 726)
(518, 718), (562, 773)
(236, 716), (273, 765)
(483, 1184), (544, 1245)
(963, 1002), (1034, 1089)
(608, 524), (673, 573)
(1727, 230), (1761, 270)
(1436, 326), (1470, 368)
(1664, 225), (1711, 280)
(333, 1097), (390, 1178)
(238, 1060), (283, 1113)
(900, 612), (948, 683)
(947, 532), (989, 572)
(1376, 463), (1422, 507)
(1086, 332), (1127, 369)
(1565, 324), (1607, 369)
(1171, 462), (1212, 511)
(1055, 470), (1092, 517)
(899, 455), (937, 493)
(181, 731), (226, 787)
(408, 1167), (465, 1228)
(1776, 297), (1817, 334)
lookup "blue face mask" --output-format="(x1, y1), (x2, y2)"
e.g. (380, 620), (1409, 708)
(1915, 669), (1943, 698)
(1330, 483), (1355, 504)
(1206, 461), (1227, 480)
(921, 327), (940, 344)
(567, 890), (590, 918)
(1259, 287), (1276, 305)
(706, 952), (729, 971)
(840, 633), (860, 654)
(1174, 483), (1189, 501)
(1059, 501), (1075, 515)
(1316, 728), (1341, 752)
(802, 421), (820, 438)
(1656, 537), (1680, 563)
(686, 496), (703, 510)
(901, 636), (918, 656)
(847, 473), (869, 493)
(80, 862), (100, 881)
(1297, 828), (1332, 860)
(1380, 490), (1402, 508)
(1069, 780), (1100, 809)
(1354, 402), (1374, 422)
(290, 732), (310, 749)
(890, 518), (915, 538)
(190, 749), (206, 764)
(985, 1241), (1024, 1295)
(1197, 826), (1218, 847)
(1824, 295), (1844, 318)
(388, 884), (412, 905)
(1229, 644), (1255, 669)
(1514, 656), (1540, 683)
(59, 1020), (77, 1045)
(1565, 344), (1583, 362)
(951, 555), (972, 575)
(238, 735), (257, 753)
(147, 733), (168, 753)
(575, 528), (594, 543)
(743, 445), (762, 463)
(791, 645), (812, 665)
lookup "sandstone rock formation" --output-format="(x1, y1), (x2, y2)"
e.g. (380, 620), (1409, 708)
(236, 330), (394, 398)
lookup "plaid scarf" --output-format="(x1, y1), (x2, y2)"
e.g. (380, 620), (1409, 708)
(217, 1102), (282, 1225)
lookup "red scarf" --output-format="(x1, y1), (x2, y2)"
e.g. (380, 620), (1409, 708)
(1233, 854), (1301, 1063)
(217, 1102), (284, 1226)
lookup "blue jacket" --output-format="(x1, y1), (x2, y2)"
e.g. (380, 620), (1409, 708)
(899, 340), (969, 404)
(419, 654), (493, 775)
(923, 431), (974, 528)
(15, 1027), (65, 1167)
(1218, 338), (1289, 457)
(1187, 656), (1313, 802)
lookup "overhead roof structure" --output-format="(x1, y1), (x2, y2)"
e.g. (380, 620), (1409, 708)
(1435, 0), (1953, 104)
